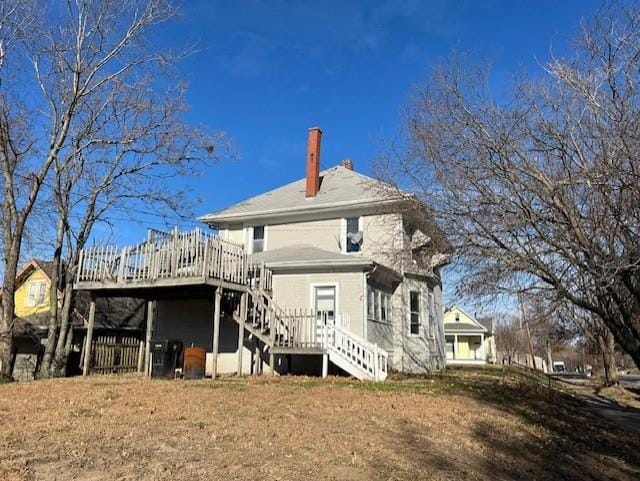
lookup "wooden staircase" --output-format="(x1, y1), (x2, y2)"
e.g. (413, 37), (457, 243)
(233, 286), (388, 382)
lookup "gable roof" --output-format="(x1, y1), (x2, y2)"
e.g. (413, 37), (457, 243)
(443, 305), (488, 333)
(199, 165), (403, 224)
(477, 316), (494, 334)
(15, 259), (58, 287)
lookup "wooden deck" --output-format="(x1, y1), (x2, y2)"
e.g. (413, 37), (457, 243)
(75, 228), (271, 293)
(75, 228), (388, 381)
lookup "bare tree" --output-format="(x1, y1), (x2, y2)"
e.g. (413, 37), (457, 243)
(494, 316), (525, 365)
(1, 0), (222, 379)
(379, 4), (640, 369)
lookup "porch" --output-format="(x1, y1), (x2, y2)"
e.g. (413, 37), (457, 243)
(445, 334), (486, 365)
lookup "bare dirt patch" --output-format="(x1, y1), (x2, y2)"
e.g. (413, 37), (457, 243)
(0, 368), (638, 481)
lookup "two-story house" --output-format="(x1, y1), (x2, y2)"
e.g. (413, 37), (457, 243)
(73, 127), (450, 381)
(199, 128), (450, 374)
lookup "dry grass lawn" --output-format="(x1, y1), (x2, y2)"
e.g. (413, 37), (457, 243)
(0, 367), (639, 481)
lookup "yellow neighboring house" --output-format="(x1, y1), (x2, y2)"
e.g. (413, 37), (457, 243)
(0, 260), (61, 381)
(14, 259), (59, 321)
(443, 305), (496, 365)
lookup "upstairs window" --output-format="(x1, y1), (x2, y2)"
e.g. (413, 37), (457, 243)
(410, 291), (420, 335)
(345, 217), (361, 253)
(25, 280), (47, 307)
(252, 226), (265, 253)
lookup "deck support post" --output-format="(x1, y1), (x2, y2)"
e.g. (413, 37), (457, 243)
(144, 300), (155, 376)
(322, 353), (328, 378)
(237, 292), (247, 376)
(254, 341), (261, 375)
(136, 339), (145, 373)
(211, 287), (223, 379)
(269, 352), (275, 376)
(82, 296), (96, 376)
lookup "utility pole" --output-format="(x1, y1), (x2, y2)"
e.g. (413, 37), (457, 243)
(518, 293), (538, 371)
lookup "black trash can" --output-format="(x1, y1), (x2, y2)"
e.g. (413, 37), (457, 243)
(150, 339), (183, 378)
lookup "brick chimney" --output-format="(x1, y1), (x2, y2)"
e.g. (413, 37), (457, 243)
(340, 159), (354, 170)
(305, 127), (322, 198)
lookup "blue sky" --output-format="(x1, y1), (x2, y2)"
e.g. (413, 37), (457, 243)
(148, 0), (602, 228)
(100, 0), (603, 279)
(87, 0), (607, 312)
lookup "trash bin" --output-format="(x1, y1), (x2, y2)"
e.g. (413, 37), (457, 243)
(150, 339), (182, 378)
(183, 347), (207, 379)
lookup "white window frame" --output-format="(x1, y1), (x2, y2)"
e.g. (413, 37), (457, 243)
(427, 290), (435, 338)
(341, 216), (363, 254)
(366, 285), (392, 324)
(25, 280), (47, 307)
(367, 286), (375, 320)
(309, 283), (340, 321)
(247, 225), (267, 254)
(409, 290), (421, 336)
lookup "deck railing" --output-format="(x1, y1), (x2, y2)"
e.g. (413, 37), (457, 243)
(76, 228), (270, 288)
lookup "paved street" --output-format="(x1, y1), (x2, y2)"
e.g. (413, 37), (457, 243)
(557, 377), (640, 434)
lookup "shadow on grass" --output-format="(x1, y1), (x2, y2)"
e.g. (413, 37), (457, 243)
(374, 366), (640, 481)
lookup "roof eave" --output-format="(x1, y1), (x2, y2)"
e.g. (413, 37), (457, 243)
(198, 197), (403, 225)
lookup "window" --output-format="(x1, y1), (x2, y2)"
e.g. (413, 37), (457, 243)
(409, 291), (420, 335)
(427, 290), (435, 337)
(367, 286), (392, 323)
(381, 293), (388, 322)
(445, 336), (455, 360)
(455, 312), (460, 322)
(345, 217), (361, 253)
(25, 281), (47, 307)
(373, 290), (380, 320)
(252, 226), (265, 253)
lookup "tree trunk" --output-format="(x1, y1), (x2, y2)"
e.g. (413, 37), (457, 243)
(38, 217), (65, 378)
(599, 330), (619, 386)
(52, 281), (75, 377)
(545, 339), (554, 374)
(0, 234), (22, 379)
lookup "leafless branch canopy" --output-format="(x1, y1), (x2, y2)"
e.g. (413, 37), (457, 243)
(382, 4), (640, 367)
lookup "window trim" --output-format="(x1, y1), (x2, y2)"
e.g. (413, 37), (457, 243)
(309, 282), (340, 323)
(367, 285), (392, 324)
(25, 280), (47, 307)
(427, 290), (435, 339)
(409, 290), (420, 336)
(248, 225), (267, 254)
(342, 216), (363, 254)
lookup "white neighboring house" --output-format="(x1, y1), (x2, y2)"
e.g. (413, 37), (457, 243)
(200, 127), (451, 374)
(443, 306), (496, 365)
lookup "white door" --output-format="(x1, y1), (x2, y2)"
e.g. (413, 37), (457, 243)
(314, 286), (336, 342)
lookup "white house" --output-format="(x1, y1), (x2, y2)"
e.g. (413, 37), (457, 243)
(200, 128), (451, 374)
(74, 127), (451, 381)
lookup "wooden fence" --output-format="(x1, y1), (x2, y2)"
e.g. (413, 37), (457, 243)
(90, 335), (142, 374)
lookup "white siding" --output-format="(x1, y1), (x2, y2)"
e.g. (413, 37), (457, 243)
(271, 271), (366, 338)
